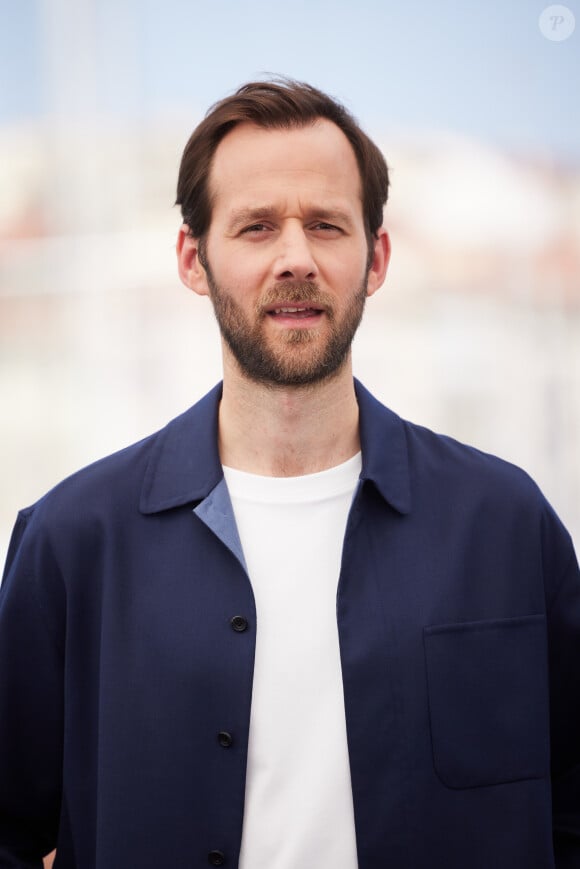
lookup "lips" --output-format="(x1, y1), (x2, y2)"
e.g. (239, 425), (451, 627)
(271, 308), (321, 319)
(265, 304), (324, 320)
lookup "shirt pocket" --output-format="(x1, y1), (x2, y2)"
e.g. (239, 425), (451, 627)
(423, 614), (549, 789)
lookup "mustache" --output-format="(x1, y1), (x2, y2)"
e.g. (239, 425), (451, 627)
(257, 281), (334, 313)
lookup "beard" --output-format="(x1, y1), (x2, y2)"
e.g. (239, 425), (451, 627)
(203, 262), (369, 387)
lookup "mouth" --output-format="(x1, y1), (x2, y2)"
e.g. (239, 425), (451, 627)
(265, 304), (325, 324)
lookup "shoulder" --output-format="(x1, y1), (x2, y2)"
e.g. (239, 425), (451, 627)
(16, 397), (208, 542)
(401, 417), (576, 571)
(356, 378), (543, 513)
(27, 428), (161, 526)
(402, 416), (540, 502)
(398, 416), (577, 591)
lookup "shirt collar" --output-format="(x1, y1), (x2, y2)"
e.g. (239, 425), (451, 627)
(140, 379), (411, 515)
(354, 378), (411, 514)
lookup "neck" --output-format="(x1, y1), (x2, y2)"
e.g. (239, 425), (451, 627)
(218, 354), (360, 477)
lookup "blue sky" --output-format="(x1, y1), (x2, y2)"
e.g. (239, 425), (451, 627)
(1, 0), (579, 160)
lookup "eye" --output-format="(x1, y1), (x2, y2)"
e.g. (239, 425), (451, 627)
(241, 223), (270, 234)
(312, 222), (342, 234)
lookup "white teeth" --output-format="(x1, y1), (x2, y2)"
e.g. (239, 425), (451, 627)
(274, 307), (308, 313)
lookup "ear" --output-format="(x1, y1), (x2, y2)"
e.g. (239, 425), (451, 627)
(176, 224), (210, 297)
(366, 227), (391, 298)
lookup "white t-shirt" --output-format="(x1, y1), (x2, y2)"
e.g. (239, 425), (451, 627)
(222, 452), (362, 869)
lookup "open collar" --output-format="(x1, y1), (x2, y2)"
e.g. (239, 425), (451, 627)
(139, 379), (411, 515)
(354, 379), (411, 514)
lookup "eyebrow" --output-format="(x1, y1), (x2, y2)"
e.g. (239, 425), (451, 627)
(227, 207), (278, 232)
(226, 206), (356, 233)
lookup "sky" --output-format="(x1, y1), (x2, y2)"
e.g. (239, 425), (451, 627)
(1, 0), (579, 162)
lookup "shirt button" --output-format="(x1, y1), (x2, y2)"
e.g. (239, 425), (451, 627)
(230, 615), (248, 632)
(208, 850), (225, 866)
(218, 731), (233, 748)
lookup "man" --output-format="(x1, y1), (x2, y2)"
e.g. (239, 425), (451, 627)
(0, 79), (579, 869)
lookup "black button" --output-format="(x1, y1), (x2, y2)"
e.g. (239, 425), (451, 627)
(230, 615), (248, 632)
(208, 851), (225, 866)
(218, 731), (233, 748)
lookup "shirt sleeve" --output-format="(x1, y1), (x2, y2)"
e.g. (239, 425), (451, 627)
(0, 509), (64, 867)
(543, 505), (580, 866)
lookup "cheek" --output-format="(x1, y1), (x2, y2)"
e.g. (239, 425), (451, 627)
(321, 259), (367, 294)
(216, 251), (270, 290)
(318, 242), (367, 274)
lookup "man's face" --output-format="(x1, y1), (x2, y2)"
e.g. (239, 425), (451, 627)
(181, 119), (388, 387)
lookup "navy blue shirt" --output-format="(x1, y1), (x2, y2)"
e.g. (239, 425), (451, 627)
(1, 380), (579, 868)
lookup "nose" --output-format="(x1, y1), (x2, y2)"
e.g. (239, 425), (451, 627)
(274, 222), (318, 282)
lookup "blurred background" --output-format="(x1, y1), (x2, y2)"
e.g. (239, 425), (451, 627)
(1, 0), (579, 577)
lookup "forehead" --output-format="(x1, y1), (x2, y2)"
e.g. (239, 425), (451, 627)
(208, 119), (362, 215)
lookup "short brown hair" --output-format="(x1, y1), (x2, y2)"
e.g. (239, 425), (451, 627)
(176, 78), (389, 243)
